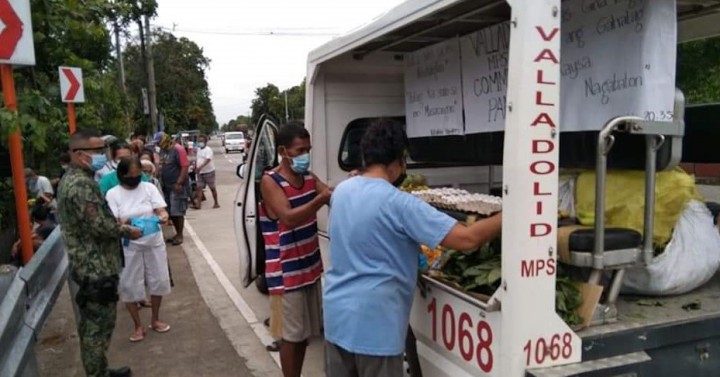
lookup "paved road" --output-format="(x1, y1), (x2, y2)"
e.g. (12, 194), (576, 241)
(36, 228), (254, 377)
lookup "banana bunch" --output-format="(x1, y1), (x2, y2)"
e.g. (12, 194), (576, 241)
(400, 174), (429, 193)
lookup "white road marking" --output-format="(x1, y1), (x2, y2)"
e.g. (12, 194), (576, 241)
(184, 222), (284, 369)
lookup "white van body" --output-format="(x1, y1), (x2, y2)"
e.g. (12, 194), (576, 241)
(236, 1), (720, 376)
(224, 131), (246, 154)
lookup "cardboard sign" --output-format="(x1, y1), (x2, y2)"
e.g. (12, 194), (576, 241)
(404, 38), (464, 138)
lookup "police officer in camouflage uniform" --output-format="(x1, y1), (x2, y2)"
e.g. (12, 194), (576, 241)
(57, 129), (142, 377)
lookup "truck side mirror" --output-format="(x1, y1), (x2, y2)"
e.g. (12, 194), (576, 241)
(237, 163), (247, 179)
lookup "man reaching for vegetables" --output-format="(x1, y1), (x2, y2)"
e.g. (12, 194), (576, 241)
(323, 118), (502, 377)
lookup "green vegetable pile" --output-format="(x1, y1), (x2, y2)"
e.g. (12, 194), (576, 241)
(556, 275), (583, 326)
(436, 238), (584, 326)
(439, 241), (502, 296)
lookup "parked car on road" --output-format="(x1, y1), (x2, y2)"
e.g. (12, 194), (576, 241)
(224, 132), (246, 154)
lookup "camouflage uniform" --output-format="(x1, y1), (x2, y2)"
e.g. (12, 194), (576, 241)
(57, 166), (131, 377)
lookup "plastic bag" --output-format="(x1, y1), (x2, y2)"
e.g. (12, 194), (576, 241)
(575, 168), (700, 247)
(622, 200), (720, 295)
(130, 215), (161, 237)
(558, 174), (577, 218)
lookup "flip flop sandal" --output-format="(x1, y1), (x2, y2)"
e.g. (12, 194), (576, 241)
(265, 341), (281, 352)
(149, 323), (171, 333)
(129, 330), (146, 342)
(171, 238), (183, 246)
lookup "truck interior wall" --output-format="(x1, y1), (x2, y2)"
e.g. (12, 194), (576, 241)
(320, 54), (501, 193)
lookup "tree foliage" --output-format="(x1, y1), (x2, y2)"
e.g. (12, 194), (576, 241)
(124, 30), (218, 136)
(222, 115), (252, 133)
(677, 37), (720, 104)
(249, 79), (306, 127)
(0, 0), (206, 230)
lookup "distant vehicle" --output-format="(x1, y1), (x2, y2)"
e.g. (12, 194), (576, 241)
(224, 132), (246, 154)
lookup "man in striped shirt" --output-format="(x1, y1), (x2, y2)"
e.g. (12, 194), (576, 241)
(259, 122), (332, 377)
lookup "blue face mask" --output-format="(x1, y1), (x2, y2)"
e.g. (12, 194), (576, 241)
(290, 153), (310, 174)
(90, 154), (108, 172)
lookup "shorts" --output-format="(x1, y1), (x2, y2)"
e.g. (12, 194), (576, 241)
(164, 189), (188, 217)
(270, 281), (323, 343)
(119, 241), (171, 302)
(198, 171), (216, 189)
(325, 341), (403, 377)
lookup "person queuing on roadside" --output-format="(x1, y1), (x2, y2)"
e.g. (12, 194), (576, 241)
(106, 157), (172, 343)
(99, 142), (150, 196)
(259, 122), (332, 377)
(154, 132), (190, 246)
(9, 205), (57, 267)
(31, 204), (56, 232)
(140, 155), (175, 290)
(193, 134), (220, 209)
(94, 137), (120, 182)
(57, 129), (143, 377)
(25, 168), (55, 215)
(100, 147), (155, 309)
(95, 140), (131, 184)
(141, 159), (163, 192)
(51, 152), (71, 195)
(323, 119), (503, 377)
(130, 131), (146, 145)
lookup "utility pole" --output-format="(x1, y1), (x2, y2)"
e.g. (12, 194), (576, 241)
(284, 91), (289, 122)
(114, 21), (126, 92)
(144, 14), (158, 133)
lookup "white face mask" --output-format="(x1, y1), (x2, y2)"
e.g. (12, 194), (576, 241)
(154, 146), (161, 154)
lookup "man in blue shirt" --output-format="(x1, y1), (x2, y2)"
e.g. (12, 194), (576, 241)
(324, 119), (502, 377)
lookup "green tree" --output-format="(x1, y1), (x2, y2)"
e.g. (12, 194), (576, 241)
(249, 79), (306, 127)
(123, 30), (218, 136)
(677, 37), (720, 104)
(222, 115), (251, 132)
(0, 0), (146, 230)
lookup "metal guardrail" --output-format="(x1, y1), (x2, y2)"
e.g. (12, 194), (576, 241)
(0, 228), (68, 377)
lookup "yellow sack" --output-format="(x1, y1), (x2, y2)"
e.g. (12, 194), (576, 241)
(575, 168), (701, 247)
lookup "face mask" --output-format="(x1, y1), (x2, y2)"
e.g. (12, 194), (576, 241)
(290, 153), (310, 174)
(90, 154), (107, 172)
(154, 146), (161, 154)
(392, 172), (407, 188)
(61, 165), (69, 171)
(120, 175), (142, 188)
(392, 160), (408, 187)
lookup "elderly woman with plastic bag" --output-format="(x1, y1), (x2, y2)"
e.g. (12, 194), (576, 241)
(106, 157), (172, 342)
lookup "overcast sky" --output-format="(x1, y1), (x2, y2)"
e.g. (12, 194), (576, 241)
(154, 0), (405, 126)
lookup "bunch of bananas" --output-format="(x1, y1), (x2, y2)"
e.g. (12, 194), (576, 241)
(400, 174), (429, 193)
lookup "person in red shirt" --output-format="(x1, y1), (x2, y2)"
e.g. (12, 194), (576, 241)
(154, 132), (190, 245)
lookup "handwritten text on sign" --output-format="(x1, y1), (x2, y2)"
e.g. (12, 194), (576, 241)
(404, 38), (464, 138)
(410, 0), (677, 136)
(560, 0), (676, 131)
(462, 22), (511, 134)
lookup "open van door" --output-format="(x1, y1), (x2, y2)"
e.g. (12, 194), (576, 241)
(234, 116), (279, 287)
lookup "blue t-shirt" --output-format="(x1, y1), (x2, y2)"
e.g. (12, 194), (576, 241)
(324, 176), (456, 356)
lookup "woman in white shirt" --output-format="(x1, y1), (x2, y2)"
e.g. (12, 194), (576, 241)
(106, 157), (172, 342)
